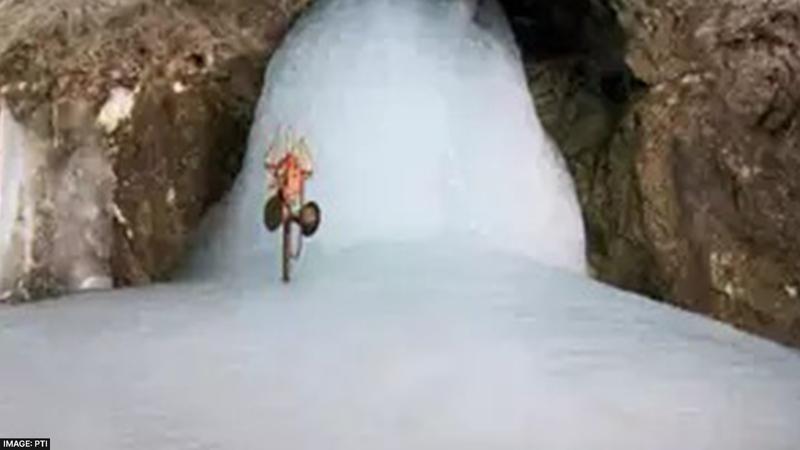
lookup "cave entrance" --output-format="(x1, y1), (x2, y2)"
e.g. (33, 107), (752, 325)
(498, 0), (641, 103)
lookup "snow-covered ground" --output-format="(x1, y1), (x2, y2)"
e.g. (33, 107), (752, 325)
(2, 0), (800, 449)
(3, 245), (800, 449)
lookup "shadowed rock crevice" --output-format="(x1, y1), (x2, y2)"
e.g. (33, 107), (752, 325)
(499, 0), (656, 293)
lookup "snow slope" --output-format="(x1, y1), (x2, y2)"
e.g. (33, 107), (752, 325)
(2, 245), (800, 450)
(2, 1), (800, 449)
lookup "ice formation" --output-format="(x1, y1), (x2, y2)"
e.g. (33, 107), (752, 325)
(0, 100), (114, 296)
(198, 0), (586, 275)
(0, 101), (35, 296)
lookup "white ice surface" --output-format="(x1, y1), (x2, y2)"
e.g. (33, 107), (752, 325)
(2, 245), (800, 450)
(2, 1), (800, 449)
(198, 0), (586, 275)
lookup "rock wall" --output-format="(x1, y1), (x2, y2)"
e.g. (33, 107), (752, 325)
(513, 0), (800, 347)
(0, 0), (310, 300)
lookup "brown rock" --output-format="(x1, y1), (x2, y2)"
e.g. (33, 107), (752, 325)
(523, 0), (800, 347)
